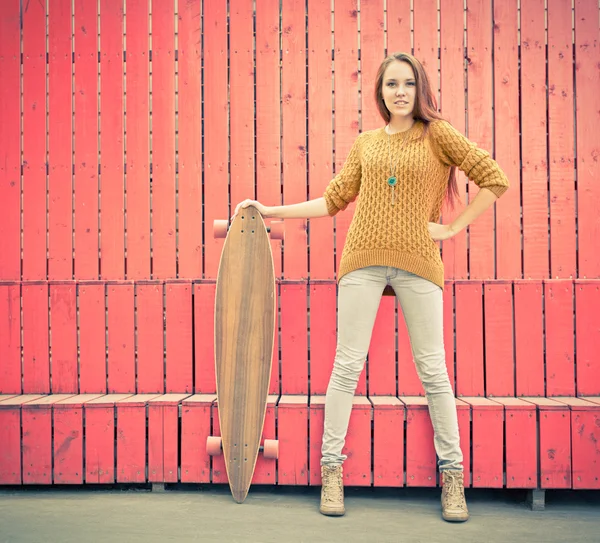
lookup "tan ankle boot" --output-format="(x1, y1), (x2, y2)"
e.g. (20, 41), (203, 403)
(320, 465), (345, 516)
(441, 470), (469, 522)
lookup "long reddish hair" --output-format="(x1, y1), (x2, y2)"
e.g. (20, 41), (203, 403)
(374, 52), (460, 208)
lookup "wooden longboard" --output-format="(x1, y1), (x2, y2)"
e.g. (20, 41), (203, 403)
(209, 206), (283, 503)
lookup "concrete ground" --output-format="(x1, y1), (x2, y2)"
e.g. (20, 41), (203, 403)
(0, 485), (598, 543)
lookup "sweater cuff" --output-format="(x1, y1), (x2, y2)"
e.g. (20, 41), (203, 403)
(482, 184), (509, 198)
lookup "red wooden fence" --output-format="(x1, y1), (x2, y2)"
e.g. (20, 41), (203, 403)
(0, 0), (599, 492)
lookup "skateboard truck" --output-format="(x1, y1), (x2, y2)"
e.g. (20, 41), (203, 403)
(213, 216), (285, 241)
(206, 436), (279, 459)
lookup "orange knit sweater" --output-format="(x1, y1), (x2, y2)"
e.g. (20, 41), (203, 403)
(323, 119), (509, 288)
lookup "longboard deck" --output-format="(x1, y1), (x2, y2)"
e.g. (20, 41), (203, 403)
(214, 206), (276, 503)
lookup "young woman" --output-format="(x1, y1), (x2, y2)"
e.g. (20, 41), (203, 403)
(233, 52), (509, 522)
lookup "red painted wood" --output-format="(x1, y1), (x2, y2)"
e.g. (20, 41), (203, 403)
(0, 285), (21, 394)
(152, 0), (176, 279)
(548, 0), (576, 278)
(455, 282), (484, 397)
(456, 399), (471, 487)
(308, 284), (337, 395)
(386, 0), (411, 54)
(443, 282), (455, 392)
(136, 283), (164, 393)
(0, 395), (43, 484)
(398, 298), (424, 396)
(544, 280), (575, 396)
(177, 0), (203, 279)
(23, 284), (50, 393)
(0, 0), (22, 280)
(148, 394), (190, 483)
(125, 0), (150, 280)
(368, 294), (396, 396)
(256, 0), (283, 279)
(308, 396), (325, 485)
(576, 281), (600, 395)
(211, 400), (227, 483)
(73, 0), (99, 279)
(194, 282), (216, 393)
(514, 281), (544, 396)
(372, 397), (404, 487)
(281, 0), (308, 280)
(465, 397), (503, 488)
(22, 0), (47, 281)
(440, 0), (468, 280)
(165, 282), (193, 393)
(307, 0), (334, 280)
(333, 0), (359, 275)
(343, 397), (371, 486)
(520, 0), (548, 279)
(252, 396), (277, 485)
(277, 396), (309, 486)
(414, 0), (438, 98)
(280, 283), (308, 394)
(270, 284), (280, 396)
(575, 0), (600, 278)
(180, 394), (214, 483)
(493, 0), (521, 279)
(202, 0), (228, 279)
(107, 284), (135, 393)
(404, 397), (436, 487)
(494, 398), (537, 489)
(484, 282), (514, 396)
(78, 284), (106, 393)
(50, 283), (78, 393)
(48, 0), (73, 279)
(360, 0), (384, 132)
(466, 0), (495, 280)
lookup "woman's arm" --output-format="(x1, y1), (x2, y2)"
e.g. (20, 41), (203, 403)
(232, 197), (329, 221)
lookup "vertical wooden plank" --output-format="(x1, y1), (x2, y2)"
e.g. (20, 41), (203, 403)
(107, 284), (135, 393)
(456, 399), (471, 486)
(277, 396), (309, 485)
(413, 0), (438, 98)
(211, 400), (227, 483)
(397, 301), (424, 396)
(22, 284), (50, 393)
(575, 0), (600, 278)
(99, 0), (125, 279)
(50, 283), (78, 393)
(252, 396), (277, 485)
(568, 401), (600, 490)
(493, 0), (521, 279)
(177, 0), (203, 278)
(152, 0), (176, 278)
(372, 397), (404, 487)
(404, 397), (437, 487)
(136, 282), (164, 393)
(443, 281), (455, 391)
(465, 0), (494, 279)
(307, 0), (334, 280)
(48, 0), (73, 279)
(455, 282), (484, 397)
(281, 0), (308, 280)
(180, 395), (214, 483)
(280, 283), (308, 394)
(74, 0), (99, 279)
(484, 282), (514, 396)
(343, 397), (372, 486)
(521, 0), (548, 279)
(256, 0), (282, 279)
(0, 285), (21, 394)
(0, 0), (22, 280)
(368, 297), (396, 396)
(194, 282), (216, 393)
(125, 0), (151, 280)
(270, 285), (280, 396)
(360, 0), (384, 132)
(386, 0), (411, 54)
(468, 398), (504, 488)
(547, 0), (576, 278)
(576, 281), (600, 395)
(78, 283), (107, 393)
(308, 283), (337, 395)
(22, 0), (47, 281)
(166, 282), (193, 393)
(333, 0), (359, 275)
(545, 280), (575, 396)
(308, 396), (325, 486)
(203, 0), (228, 279)
(514, 280), (544, 396)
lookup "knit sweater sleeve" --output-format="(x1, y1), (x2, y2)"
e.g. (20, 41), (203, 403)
(429, 120), (509, 198)
(323, 135), (363, 216)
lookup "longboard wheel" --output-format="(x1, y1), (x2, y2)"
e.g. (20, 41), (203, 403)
(268, 221), (285, 241)
(262, 439), (279, 459)
(206, 436), (223, 456)
(213, 220), (229, 239)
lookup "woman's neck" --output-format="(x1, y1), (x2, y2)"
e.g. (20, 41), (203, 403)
(386, 115), (415, 134)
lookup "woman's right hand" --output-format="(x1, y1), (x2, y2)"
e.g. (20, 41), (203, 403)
(231, 199), (271, 221)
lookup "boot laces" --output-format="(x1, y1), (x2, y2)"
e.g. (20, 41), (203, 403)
(444, 472), (466, 509)
(323, 467), (343, 503)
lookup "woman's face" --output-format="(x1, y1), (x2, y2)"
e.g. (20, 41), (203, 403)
(381, 60), (417, 120)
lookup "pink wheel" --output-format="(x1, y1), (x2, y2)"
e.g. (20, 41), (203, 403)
(206, 436), (223, 456)
(213, 220), (229, 239)
(262, 439), (279, 459)
(268, 221), (285, 241)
